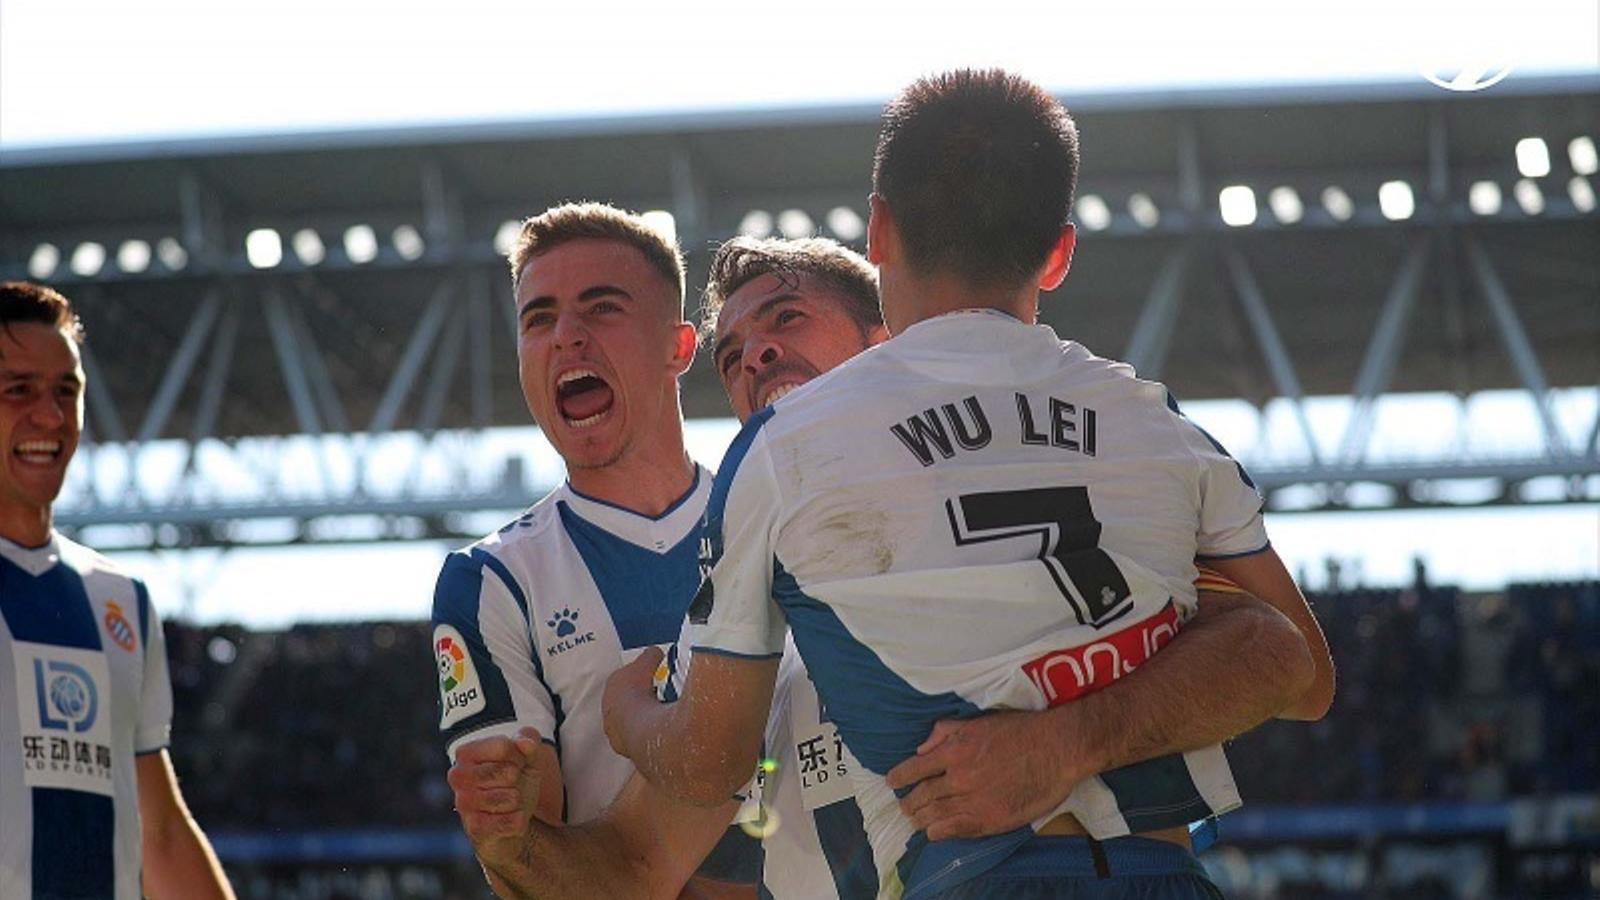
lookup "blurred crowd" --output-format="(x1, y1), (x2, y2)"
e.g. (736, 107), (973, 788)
(165, 581), (1600, 833)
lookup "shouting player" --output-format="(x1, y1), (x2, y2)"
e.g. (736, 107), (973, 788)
(0, 282), (235, 900)
(607, 70), (1334, 899)
(428, 204), (752, 895)
(450, 237), (1324, 898)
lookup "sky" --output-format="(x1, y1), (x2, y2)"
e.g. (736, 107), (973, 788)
(3, 0), (1597, 625)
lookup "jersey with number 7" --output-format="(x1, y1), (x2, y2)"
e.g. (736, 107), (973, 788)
(690, 310), (1267, 898)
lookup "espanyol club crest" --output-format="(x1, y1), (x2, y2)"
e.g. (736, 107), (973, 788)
(103, 601), (137, 652)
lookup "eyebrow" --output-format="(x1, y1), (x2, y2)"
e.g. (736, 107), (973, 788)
(0, 369), (82, 384)
(712, 294), (805, 364)
(518, 284), (634, 319)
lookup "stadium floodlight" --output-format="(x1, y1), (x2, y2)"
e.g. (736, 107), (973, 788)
(1378, 181), (1415, 221)
(640, 210), (677, 245)
(738, 210), (774, 238)
(1218, 186), (1256, 227)
(156, 237), (188, 271)
(777, 209), (814, 239)
(493, 220), (522, 257)
(1267, 187), (1303, 224)
(1468, 181), (1503, 216)
(1073, 194), (1111, 231)
(392, 225), (426, 262)
(27, 243), (60, 280)
(246, 229), (283, 269)
(1569, 137), (1598, 176)
(116, 240), (151, 274)
(825, 206), (865, 241)
(1513, 179), (1544, 215)
(343, 225), (379, 264)
(1321, 186), (1355, 222)
(292, 229), (326, 266)
(1514, 137), (1551, 179)
(1127, 193), (1160, 229)
(1569, 177), (1596, 213)
(70, 242), (106, 277)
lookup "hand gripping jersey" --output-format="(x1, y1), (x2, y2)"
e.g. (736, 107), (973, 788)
(1, 534), (172, 900)
(659, 632), (883, 899)
(431, 468), (713, 823)
(691, 311), (1266, 899)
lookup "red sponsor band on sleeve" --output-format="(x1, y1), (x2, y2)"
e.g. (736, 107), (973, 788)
(1022, 600), (1182, 707)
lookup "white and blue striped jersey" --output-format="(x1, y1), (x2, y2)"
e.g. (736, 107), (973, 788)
(431, 468), (713, 823)
(690, 310), (1266, 899)
(1, 533), (172, 900)
(660, 633), (883, 899)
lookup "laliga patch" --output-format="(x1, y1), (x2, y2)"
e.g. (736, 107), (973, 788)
(435, 625), (486, 728)
(12, 642), (115, 796)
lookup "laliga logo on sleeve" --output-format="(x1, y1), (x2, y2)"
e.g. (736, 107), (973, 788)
(435, 625), (485, 728)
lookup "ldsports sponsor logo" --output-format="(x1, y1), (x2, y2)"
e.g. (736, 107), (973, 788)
(1022, 600), (1181, 707)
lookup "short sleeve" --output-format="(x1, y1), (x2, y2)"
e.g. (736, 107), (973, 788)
(689, 408), (788, 659)
(134, 580), (173, 754)
(1168, 399), (1270, 559)
(431, 550), (558, 762)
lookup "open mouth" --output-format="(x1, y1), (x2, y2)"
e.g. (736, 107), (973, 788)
(758, 382), (801, 409)
(13, 440), (64, 466)
(555, 369), (615, 428)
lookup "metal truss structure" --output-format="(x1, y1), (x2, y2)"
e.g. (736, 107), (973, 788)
(2, 76), (1595, 549)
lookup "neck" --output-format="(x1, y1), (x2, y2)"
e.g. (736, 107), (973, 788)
(566, 427), (697, 518)
(0, 506), (52, 549)
(883, 272), (1037, 333)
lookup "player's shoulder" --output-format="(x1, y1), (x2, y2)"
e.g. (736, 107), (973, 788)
(466, 486), (567, 557)
(1059, 340), (1179, 413)
(53, 532), (139, 587)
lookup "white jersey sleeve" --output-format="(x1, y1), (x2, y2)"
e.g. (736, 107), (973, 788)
(1165, 396), (1269, 559)
(133, 582), (172, 754)
(432, 550), (559, 761)
(690, 409), (788, 659)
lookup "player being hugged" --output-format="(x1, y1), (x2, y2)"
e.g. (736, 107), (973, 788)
(605, 71), (1334, 900)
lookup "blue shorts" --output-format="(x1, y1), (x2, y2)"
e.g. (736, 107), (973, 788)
(935, 836), (1222, 899)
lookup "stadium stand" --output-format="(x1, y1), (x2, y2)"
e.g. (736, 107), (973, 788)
(161, 580), (1599, 898)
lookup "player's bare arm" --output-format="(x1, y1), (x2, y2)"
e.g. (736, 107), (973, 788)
(885, 586), (1313, 840)
(605, 646), (779, 807)
(136, 750), (236, 900)
(451, 726), (745, 899)
(1204, 547), (1335, 720)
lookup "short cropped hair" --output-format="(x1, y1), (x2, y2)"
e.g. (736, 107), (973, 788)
(699, 237), (881, 347)
(508, 202), (687, 316)
(0, 281), (85, 344)
(872, 68), (1080, 290)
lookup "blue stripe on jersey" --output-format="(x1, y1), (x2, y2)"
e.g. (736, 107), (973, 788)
(134, 578), (152, 648)
(557, 502), (700, 650)
(1166, 391), (1258, 490)
(770, 561), (1025, 897)
(0, 558), (116, 898)
(432, 552), (521, 747)
(1099, 753), (1214, 833)
(471, 548), (569, 756)
(0, 555), (102, 650)
(33, 790), (115, 899)
(770, 560), (975, 776)
(814, 797), (876, 899)
(691, 405), (776, 625)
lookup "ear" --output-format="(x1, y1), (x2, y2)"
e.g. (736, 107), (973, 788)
(866, 193), (893, 266)
(669, 322), (697, 376)
(865, 322), (890, 346)
(1038, 225), (1077, 292)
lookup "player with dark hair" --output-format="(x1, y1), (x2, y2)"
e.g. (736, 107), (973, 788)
(607, 69), (1333, 899)
(451, 232), (1324, 898)
(0, 281), (235, 900)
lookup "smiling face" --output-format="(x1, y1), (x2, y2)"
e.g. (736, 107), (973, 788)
(515, 238), (694, 471)
(0, 322), (84, 544)
(712, 271), (886, 423)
